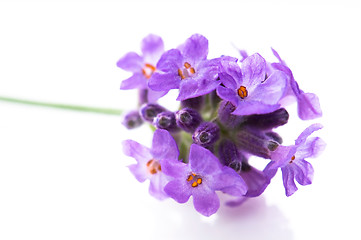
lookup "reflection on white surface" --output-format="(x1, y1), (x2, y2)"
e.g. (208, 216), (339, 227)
(147, 195), (293, 240)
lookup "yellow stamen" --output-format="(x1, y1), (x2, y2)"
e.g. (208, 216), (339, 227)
(184, 62), (191, 69)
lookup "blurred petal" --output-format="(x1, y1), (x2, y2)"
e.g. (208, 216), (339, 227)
(232, 100), (280, 116)
(128, 164), (147, 183)
(151, 129), (179, 161)
(156, 49), (183, 72)
(177, 75), (220, 101)
(210, 166), (248, 196)
(149, 174), (169, 200)
(141, 34), (164, 63)
(148, 72), (181, 91)
(117, 52), (143, 72)
(181, 34), (208, 64)
(122, 140), (152, 164)
(120, 73), (147, 90)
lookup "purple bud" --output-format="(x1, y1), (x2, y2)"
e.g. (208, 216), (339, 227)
(122, 110), (144, 129)
(153, 111), (179, 132)
(175, 108), (202, 133)
(193, 122), (220, 147)
(236, 127), (279, 159)
(218, 140), (246, 172)
(218, 101), (245, 128)
(180, 96), (204, 111)
(243, 108), (289, 130)
(140, 103), (166, 123)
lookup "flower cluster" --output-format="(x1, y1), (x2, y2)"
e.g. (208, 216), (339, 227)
(118, 34), (325, 216)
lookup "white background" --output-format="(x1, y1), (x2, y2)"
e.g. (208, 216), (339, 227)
(1, 0), (360, 239)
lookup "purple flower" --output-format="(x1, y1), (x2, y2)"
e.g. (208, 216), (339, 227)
(162, 144), (247, 216)
(149, 34), (226, 101)
(271, 48), (322, 120)
(216, 53), (287, 116)
(117, 34), (167, 103)
(239, 161), (270, 197)
(264, 123), (326, 196)
(122, 129), (180, 200)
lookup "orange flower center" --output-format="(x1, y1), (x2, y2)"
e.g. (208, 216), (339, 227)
(187, 172), (203, 188)
(142, 63), (156, 79)
(178, 62), (196, 80)
(146, 159), (161, 174)
(289, 155), (296, 164)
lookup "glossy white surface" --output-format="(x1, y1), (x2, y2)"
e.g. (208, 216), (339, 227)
(1, 1), (360, 239)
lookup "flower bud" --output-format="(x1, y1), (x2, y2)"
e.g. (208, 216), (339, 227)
(217, 101), (245, 128)
(140, 103), (166, 122)
(193, 122), (220, 147)
(122, 110), (144, 129)
(218, 140), (246, 172)
(236, 127), (279, 159)
(243, 108), (289, 130)
(153, 111), (179, 132)
(176, 108), (202, 133)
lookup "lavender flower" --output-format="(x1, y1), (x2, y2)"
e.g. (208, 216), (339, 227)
(117, 34), (167, 103)
(264, 123), (326, 196)
(122, 129), (180, 200)
(216, 53), (287, 116)
(162, 144), (247, 216)
(271, 48), (322, 120)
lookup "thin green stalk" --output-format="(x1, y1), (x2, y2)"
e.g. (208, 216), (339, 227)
(0, 96), (122, 116)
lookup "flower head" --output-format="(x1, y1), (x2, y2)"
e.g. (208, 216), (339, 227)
(217, 53), (287, 116)
(162, 144), (247, 216)
(122, 129), (180, 200)
(264, 123), (326, 196)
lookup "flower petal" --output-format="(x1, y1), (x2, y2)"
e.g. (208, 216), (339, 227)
(151, 129), (179, 161)
(210, 166), (248, 196)
(148, 72), (181, 91)
(250, 70), (286, 105)
(156, 49), (183, 72)
(296, 137), (326, 159)
(149, 173), (169, 200)
(116, 52), (143, 72)
(181, 34), (208, 64)
(128, 163), (147, 182)
(122, 140), (152, 164)
(164, 179), (192, 203)
(241, 53), (266, 87)
(177, 75), (220, 101)
(293, 159), (314, 186)
(232, 100), (280, 116)
(220, 60), (242, 86)
(297, 92), (322, 120)
(282, 167), (298, 197)
(119, 73), (147, 90)
(240, 166), (270, 197)
(192, 186), (220, 217)
(146, 89), (168, 103)
(141, 34), (164, 63)
(189, 144), (221, 175)
(295, 123), (323, 146)
(161, 159), (189, 179)
(216, 86), (239, 106)
(218, 72), (237, 89)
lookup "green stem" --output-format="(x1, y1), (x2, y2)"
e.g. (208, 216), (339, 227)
(0, 96), (122, 116)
